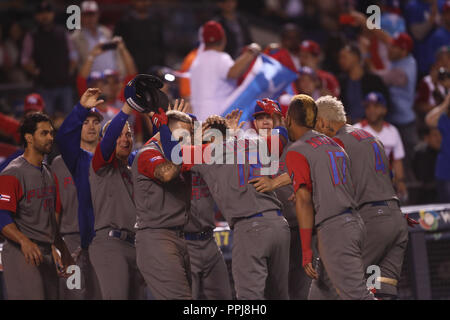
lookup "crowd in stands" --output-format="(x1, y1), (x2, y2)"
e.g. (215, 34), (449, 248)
(0, 0), (449, 204)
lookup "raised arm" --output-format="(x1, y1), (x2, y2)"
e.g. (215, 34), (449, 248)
(137, 144), (181, 183)
(227, 43), (261, 80)
(425, 94), (450, 128)
(56, 88), (104, 174)
(249, 172), (292, 193)
(92, 102), (133, 173)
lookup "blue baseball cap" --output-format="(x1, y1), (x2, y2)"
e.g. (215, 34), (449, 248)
(252, 102), (268, 118)
(364, 92), (387, 107)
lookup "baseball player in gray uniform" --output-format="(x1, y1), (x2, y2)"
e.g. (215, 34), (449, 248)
(0, 113), (73, 299)
(157, 102), (290, 300)
(53, 155), (99, 300)
(52, 115), (104, 300)
(88, 102), (146, 300)
(131, 110), (193, 300)
(248, 102), (311, 300)
(184, 163), (232, 300)
(284, 94), (374, 300)
(314, 95), (408, 299)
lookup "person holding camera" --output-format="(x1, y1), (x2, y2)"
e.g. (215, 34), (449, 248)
(426, 89), (450, 203)
(71, 1), (125, 76)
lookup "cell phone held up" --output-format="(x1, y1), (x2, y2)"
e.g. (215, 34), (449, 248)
(101, 41), (118, 51)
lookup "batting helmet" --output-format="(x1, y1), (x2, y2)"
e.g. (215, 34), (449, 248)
(288, 94), (317, 128)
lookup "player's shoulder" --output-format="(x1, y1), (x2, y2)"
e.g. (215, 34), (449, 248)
(0, 156), (28, 183)
(136, 139), (164, 161)
(51, 155), (63, 168)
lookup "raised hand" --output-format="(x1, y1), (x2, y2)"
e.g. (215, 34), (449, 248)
(169, 99), (188, 113)
(225, 109), (245, 131)
(80, 88), (104, 109)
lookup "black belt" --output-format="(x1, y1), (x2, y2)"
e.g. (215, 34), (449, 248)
(245, 210), (283, 220)
(167, 226), (185, 238)
(108, 229), (136, 245)
(359, 199), (399, 210)
(184, 229), (214, 241)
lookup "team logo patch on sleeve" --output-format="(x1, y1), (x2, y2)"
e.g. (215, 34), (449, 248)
(0, 194), (11, 202)
(150, 156), (163, 163)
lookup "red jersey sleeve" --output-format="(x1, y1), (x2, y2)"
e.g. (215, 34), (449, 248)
(286, 151), (312, 194)
(333, 137), (345, 149)
(137, 149), (166, 179)
(53, 174), (62, 213)
(0, 113), (21, 144)
(0, 175), (24, 213)
(92, 143), (116, 173)
(76, 76), (88, 98)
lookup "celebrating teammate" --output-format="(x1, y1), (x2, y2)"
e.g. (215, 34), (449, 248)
(88, 101), (146, 299)
(248, 101), (311, 300)
(314, 95), (409, 299)
(284, 94), (375, 300)
(183, 114), (232, 300)
(0, 113), (73, 299)
(156, 100), (291, 300)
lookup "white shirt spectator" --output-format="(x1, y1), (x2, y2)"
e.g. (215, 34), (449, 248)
(190, 49), (236, 121)
(354, 120), (405, 161)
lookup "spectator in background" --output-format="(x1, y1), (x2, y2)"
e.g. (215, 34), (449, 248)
(21, 1), (77, 116)
(364, 0), (406, 72)
(77, 37), (137, 105)
(71, 1), (124, 76)
(405, 0), (445, 76)
(189, 21), (260, 121)
(354, 92), (407, 201)
(338, 44), (390, 124)
(413, 126), (441, 204)
(426, 91), (450, 203)
(2, 21), (27, 84)
(264, 23), (302, 72)
(299, 40), (340, 97)
(373, 33), (418, 182)
(215, 0), (253, 59)
(428, 1), (450, 68)
(294, 66), (322, 100)
(114, 0), (164, 74)
(0, 94), (46, 172)
(279, 66), (324, 111)
(0, 93), (45, 146)
(415, 47), (450, 122)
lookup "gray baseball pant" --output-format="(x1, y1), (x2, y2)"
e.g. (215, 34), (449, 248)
(186, 236), (232, 300)
(59, 233), (102, 300)
(88, 229), (146, 300)
(2, 240), (58, 300)
(136, 228), (192, 300)
(359, 200), (409, 298)
(308, 211), (375, 300)
(232, 211), (290, 300)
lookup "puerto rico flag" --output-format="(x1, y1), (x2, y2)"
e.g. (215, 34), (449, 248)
(0, 194), (11, 202)
(221, 54), (298, 122)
